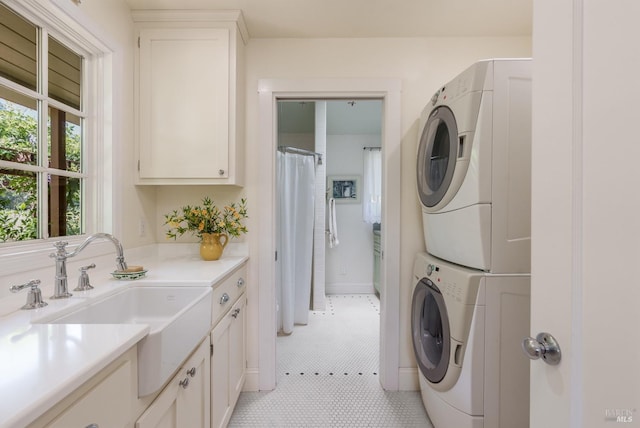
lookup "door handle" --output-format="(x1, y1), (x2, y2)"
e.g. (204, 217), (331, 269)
(522, 332), (561, 365)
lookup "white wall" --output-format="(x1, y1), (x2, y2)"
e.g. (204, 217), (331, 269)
(277, 133), (314, 152)
(67, 0), (157, 248)
(0, 0), (157, 299)
(35, 21), (530, 383)
(153, 186), (248, 243)
(242, 36), (532, 377)
(325, 134), (380, 294)
(0, 4), (532, 386)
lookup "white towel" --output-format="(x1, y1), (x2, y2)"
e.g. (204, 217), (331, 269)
(328, 197), (339, 248)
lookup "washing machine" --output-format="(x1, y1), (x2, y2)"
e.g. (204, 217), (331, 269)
(412, 252), (530, 428)
(416, 59), (532, 273)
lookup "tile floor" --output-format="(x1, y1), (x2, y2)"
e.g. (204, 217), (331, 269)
(228, 294), (433, 427)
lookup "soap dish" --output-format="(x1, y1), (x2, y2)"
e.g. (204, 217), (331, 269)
(111, 270), (148, 280)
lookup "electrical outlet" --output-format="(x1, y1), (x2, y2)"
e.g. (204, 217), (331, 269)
(138, 218), (146, 237)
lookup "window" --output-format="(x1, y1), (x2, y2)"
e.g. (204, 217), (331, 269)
(0, 2), (85, 242)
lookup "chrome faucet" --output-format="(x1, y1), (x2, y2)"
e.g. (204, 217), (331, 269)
(50, 233), (128, 299)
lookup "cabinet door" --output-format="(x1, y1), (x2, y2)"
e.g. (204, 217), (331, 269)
(138, 27), (230, 180)
(228, 296), (246, 409)
(136, 379), (179, 428)
(210, 314), (232, 428)
(137, 339), (210, 428)
(46, 360), (132, 428)
(179, 338), (211, 428)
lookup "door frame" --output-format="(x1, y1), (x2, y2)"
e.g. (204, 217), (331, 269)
(257, 78), (402, 391)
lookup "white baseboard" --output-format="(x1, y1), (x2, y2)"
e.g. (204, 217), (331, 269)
(398, 367), (420, 391)
(325, 282), (375, 294)
(243, 369), (261, 392)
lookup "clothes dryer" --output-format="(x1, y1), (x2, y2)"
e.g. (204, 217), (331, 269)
(411, 252), (530, 428)
(416, 59), (532, 273)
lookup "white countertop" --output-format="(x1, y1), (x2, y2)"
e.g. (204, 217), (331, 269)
(0, 243), (248, 428)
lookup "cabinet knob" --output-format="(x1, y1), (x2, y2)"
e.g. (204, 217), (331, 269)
(231, 308), (241, 318)
(220, 293), (230, 305)
(179, 377), (189, 389)
(218, 169), (225, 176)
(187, 367), (196, 377)
(237, 277), (245, 288)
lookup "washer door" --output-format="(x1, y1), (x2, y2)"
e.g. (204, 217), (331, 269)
(416, 106), (459, 209)
(411, 277), (450, 383)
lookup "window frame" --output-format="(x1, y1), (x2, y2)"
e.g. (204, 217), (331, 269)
(0, 0), (116, 274)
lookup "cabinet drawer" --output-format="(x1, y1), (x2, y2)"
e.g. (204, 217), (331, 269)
(211, 264), (247, 326)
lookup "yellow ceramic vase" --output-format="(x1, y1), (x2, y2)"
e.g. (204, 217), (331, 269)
(199, 232), (228, 261)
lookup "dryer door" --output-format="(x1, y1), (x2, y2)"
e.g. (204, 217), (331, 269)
(417, 106), (459, 208)
(411, 277), (450, 384)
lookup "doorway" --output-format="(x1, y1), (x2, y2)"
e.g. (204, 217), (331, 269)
(257, 78), (402, 391)
(276, 99), (383, 310)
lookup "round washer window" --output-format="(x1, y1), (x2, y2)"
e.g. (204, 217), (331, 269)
(411, 278), (450, 383)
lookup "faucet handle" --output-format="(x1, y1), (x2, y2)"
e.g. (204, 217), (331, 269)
(50, 241), (69, 258)
(10, 280), (48, 310)
(75, 263), (96, 291)
(10, 279), (41, 293)
(53, 241), (68, 249)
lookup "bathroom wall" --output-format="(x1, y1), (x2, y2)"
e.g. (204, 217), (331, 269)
(277, 101), (381, 295)
(325, 134), (381, 293)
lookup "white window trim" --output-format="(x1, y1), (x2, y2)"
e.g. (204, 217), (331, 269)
(0, 0), (118, 276)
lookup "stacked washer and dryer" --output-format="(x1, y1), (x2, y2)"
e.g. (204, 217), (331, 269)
(412, 59), (532, 428)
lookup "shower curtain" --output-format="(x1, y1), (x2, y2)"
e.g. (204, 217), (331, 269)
(276, 151), (316, 334)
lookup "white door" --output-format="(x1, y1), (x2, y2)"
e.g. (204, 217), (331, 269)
(531, 1), (640, 427)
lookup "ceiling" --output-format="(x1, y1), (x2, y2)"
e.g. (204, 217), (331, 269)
(124, 0), (532, 39)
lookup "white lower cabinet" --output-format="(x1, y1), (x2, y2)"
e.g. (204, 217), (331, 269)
(136, 338), (211, 428)
(211, 294), (246, 428)
(26, 347), (137, 428)
(44, 358), (133, 428)
(27, 262), (248, 428)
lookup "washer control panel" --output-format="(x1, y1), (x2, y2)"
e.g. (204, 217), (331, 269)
(441, 281), (464, 303)
(414, 252), (482, 306)
(425, 262), (465, 303)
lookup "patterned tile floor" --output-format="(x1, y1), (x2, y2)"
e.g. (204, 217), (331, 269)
(228, 294), (433, 427)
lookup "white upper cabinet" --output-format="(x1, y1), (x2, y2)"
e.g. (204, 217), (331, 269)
(133, 11), (247, 185)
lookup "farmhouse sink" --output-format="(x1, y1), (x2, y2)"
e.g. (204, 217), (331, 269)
(36, 282), (212, 396)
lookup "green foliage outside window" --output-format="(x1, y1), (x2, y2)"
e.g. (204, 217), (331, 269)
(0, 102), (81, 242)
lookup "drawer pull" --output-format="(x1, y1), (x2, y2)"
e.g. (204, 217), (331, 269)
(231, 308), (241, 318)
(187, 367), (196, 377)
(220, 293), (230, 305)
(237, 277), (245, 287)
(179, 377), (189, 389)
(85, 424), (99, 428)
